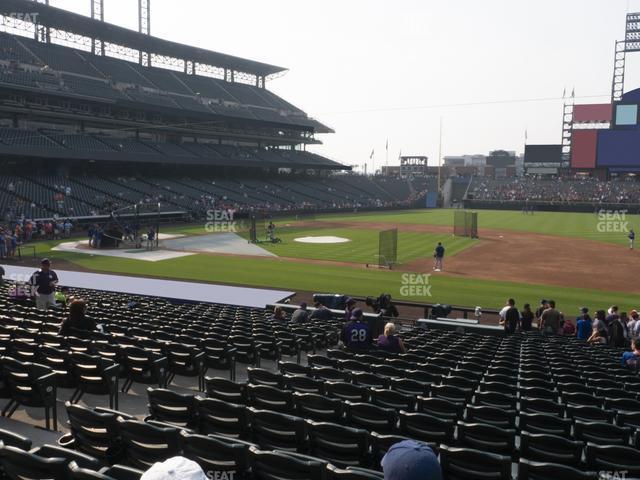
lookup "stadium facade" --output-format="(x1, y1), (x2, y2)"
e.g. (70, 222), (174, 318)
(0, 0), (342, 173)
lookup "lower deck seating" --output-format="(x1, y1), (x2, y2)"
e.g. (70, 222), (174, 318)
(0, 282), (638, 479)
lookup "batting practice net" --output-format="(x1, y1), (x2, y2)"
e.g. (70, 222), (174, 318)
(454, 211), (478, 238)
(248, 216), (257, 243)
(378, 228), (398, 268)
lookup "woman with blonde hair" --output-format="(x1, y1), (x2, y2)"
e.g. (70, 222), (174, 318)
(377, 322), (406, 354)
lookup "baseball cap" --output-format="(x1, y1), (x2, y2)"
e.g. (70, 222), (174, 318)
(300, 302), (307, 310)
(350, 308), (363, 320)
(631, 310), (639, 319)
(346, 297), (356, 306)
(41, 258), (51, 265)
(381, 440), (442, 480)
(580, 307), (589, 314)
(140, 457), (207, 480)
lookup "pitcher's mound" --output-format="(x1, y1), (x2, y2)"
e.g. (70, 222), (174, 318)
(294, 236), (351, 244)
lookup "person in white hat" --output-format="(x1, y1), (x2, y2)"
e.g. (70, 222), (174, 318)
(141, 457), (207, 480)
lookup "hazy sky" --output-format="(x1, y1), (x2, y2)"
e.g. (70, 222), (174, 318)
(44, 0), (638, 171)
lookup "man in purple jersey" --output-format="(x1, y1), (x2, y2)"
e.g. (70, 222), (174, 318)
(341, 308), (372, 351)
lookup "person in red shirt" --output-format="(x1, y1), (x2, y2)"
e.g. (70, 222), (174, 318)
(562, 317), (576, 336)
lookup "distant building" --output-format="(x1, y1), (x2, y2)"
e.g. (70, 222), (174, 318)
(444, 151), (520, 178)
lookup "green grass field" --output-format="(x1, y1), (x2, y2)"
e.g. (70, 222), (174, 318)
(237, 226), (475, 264)
(319, 209), (640, 245)
(24, 208), (640, 313)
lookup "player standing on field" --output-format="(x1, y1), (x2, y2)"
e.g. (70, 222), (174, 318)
(433, 242), (445, 272)
(629, 229), (635, 250)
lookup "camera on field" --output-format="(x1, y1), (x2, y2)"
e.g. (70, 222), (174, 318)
(365, 293), (399, 318)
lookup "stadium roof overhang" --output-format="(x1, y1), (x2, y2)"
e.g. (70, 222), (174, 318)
(0, 0), (286, 77)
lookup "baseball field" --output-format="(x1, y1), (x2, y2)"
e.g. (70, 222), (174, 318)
(27, 208), (640, 313)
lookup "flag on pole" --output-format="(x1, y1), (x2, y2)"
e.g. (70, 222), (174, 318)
(385, 139), (388, 151)
(398, 149), (402, 160)
(571, 87), (575, 98)
(370, 149), (375, 159)
(562, 87), (566, 99)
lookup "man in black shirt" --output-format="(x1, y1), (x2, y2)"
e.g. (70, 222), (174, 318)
(310, 302), (332, 321)
(30, 258), (58, 310)
(499, 298), (520, 334)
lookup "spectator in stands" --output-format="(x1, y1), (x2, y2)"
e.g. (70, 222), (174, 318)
(341, 308), (372, 351)
(44, 221), (53, 240)
(562, 315), (576, 336)
(59, 299), (96, 336)
(291, 302), (309, 323)
(310, 301), (332, 321)
(499, 298), (520, 334)
(520, 303), (534, 331)
(588, 325), (608, 345)
(29, 258), (58, 310)
(63, 219), (72, 238)
(377, 322), (406, 354)
(539, 299), (561, 335)
(576, 307), (592, 340)
(55, 286), (70, 308)
(610, 312), (629, 348)
(606, 305), (620, 329)
(24, 222), (32, 242)
(381, 440), (443, 480)
(621, 339), (640, 370)
(535, 299), (549, 325)
(592, 309), (609, 342)
(0, 229), (5, 259)
(271, 306), (287, 323)
(0, 265), (4, 286)
(620, 311), (630, 332)
(344, 297), (357, 322)
(8, 232), (17, 257)
(629, 310), (640, 340)
(140, 456), (206, 480)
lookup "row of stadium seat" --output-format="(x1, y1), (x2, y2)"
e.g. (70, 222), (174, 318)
(0, 169), (424, 218)
(0, 282), (639, 479)
(0, 32), (317, 128)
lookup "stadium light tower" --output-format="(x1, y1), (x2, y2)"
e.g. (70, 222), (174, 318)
(33, 0), (50, 43)
(612, 13), (640, 102)
(91, 0), (104, 56)
(138, 0), (151, 66)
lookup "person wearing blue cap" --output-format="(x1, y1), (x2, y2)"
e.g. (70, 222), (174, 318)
(382, 440), (442, 480)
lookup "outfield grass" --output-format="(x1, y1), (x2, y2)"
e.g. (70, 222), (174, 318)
(17, 208), (640, 313)
(167, 209), (640, 246)
(236, 226), (475, 264)
(318, 209), (640, 245)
